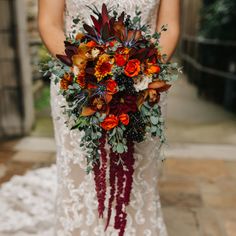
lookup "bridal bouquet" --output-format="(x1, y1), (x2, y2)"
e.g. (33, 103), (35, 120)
(47, 4), (179, 235)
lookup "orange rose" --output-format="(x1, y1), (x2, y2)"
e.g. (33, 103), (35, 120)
(124, 59), (141, 77)
(100, 115), (119, 131)
(106, 79), (118, 94)
(119, 113), (129, 125)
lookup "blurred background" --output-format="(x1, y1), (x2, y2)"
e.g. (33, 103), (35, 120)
(0, 0), (236, 236)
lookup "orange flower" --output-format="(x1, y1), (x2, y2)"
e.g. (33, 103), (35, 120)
(114, 47), (130, 67)
(119, 113), (129, 125)
(145, 62), (160, 75)
(76, 71), (86, 88)
(115, 54), (129, 67)
(124, 59), (141, 77)
(95, 54), (113, 82)
(60, 73), (73, 90)
(100, 114), (119, 130)
(86, 40), (97, 47)
(106, 79), (118, 95)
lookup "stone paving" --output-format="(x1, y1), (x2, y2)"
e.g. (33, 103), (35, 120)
(0, 76), (236, 236)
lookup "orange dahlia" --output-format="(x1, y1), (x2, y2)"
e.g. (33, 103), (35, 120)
(60, 73), (73, 90)
(95, 54), (113, 82)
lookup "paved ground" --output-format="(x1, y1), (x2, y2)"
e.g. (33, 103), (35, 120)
(0, 75), (236, 236)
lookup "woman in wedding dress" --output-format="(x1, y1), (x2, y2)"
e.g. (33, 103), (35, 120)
(0, 1), (179, 236)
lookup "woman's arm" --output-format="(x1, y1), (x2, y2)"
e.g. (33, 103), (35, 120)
(156, 0), (180, 61)
(38, 0), (66, 56)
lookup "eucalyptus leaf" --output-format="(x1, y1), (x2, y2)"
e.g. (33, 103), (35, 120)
(150, 116), (158, 125)
(116, 143), (125, 154)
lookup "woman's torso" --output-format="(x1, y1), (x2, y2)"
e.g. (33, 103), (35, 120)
(64, 0), (160, 34)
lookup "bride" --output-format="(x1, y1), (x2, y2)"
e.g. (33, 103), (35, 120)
(38, 1), (180, 236)
(0, 1), (179, 236)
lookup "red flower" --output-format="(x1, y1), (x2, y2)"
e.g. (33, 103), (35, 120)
(124, 59), (141, 77)
(60, 73), (73, 90)
(119, 113), (129, 125)
(106, 79), (118, 95)
(76, 71), (86, 88)
(101, 115), (119, 130)
(115, 54), (129, 67)
(86, 40), (97, 47)
(110, 94), (138, 116)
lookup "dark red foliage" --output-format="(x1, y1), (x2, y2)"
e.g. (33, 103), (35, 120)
(56, 42), (78, 67)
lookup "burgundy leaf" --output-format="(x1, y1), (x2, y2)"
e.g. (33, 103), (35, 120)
(56, 54), (72, 66)
(91, 15), (101, 33)
(101, 3), (109, 24)
(101, 22), (110, 41)
(83, 23), (96, 36)
(118, 12), (125, 23)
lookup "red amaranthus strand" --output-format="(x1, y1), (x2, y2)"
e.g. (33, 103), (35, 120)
(105, 150), (118, 231)
(93, 130), (107, 218)
(123, 140), (135, 206)
(105, 140), (135, 236)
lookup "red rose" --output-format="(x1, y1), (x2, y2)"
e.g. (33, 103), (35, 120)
(119, 113), (130, 125)
(124, 59), (141, 77)
(100, 115), (119, 130)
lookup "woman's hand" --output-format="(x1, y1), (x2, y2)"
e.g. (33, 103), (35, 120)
(156, 0), (180, 61)
(38, 0), (66, 56)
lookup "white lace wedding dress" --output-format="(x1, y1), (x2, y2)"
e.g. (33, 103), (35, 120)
(0, 1), (168, 236)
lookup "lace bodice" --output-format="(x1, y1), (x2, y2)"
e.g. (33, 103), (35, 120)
(65, 0), (160, 34)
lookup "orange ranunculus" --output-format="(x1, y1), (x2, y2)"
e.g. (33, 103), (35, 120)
(124, 59), (141, 77)
(106, 79), (118, 95)
(95, 54), (113, 82)
(86, 40), (97, 47)
(119, 113), (130, 125)
(100, 114), (119, 130)
(60, 73), (73, 90)
(115, 54), (129, 67)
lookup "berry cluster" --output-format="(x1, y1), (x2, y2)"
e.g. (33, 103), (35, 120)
(125, 112), (145, 142)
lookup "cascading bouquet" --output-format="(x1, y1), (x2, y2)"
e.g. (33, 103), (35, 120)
(46, 3), (179, 236)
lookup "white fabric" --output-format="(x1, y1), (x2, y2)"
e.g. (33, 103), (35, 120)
(0, 1), (168, 235)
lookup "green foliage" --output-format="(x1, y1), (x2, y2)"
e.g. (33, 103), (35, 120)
(200, 0), (236, 40)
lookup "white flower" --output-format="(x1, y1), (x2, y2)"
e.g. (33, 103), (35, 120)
(134, 75), (153, 92)
(73, 65), (80, 76)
